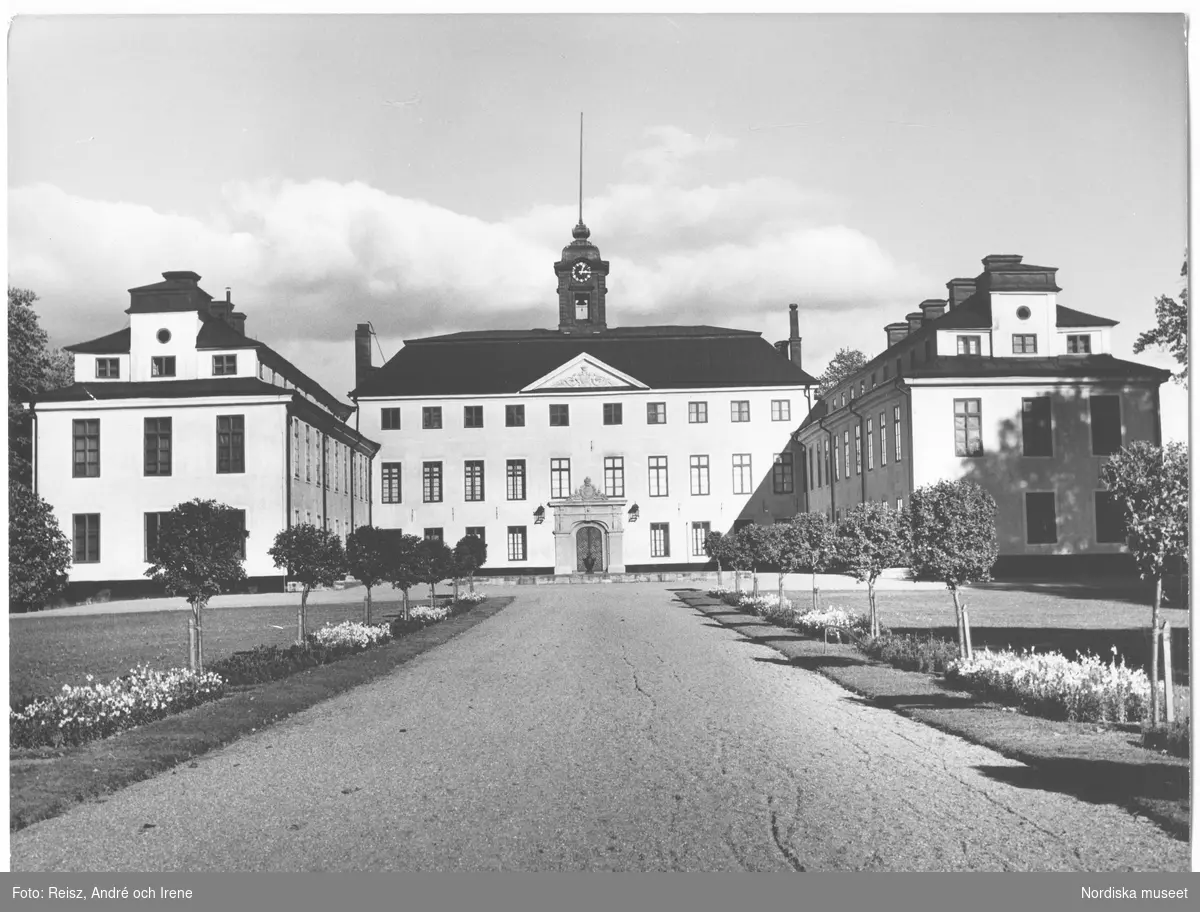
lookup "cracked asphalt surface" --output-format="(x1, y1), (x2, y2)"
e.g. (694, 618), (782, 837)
(10, 584), (1188, 871)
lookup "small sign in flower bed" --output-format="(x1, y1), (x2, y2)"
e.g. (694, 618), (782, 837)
(946, 647), (1162, 725)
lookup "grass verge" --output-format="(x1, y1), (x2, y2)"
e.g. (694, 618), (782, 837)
(676, 591), (1190, 842)
(10, 597), (512, 832)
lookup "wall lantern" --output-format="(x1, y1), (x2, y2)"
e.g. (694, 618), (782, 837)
(628, 503), (640, 522)
(533, 505), (546, 524)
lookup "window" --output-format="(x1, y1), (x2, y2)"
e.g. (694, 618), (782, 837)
(231, 509), (248, 559)
(549, 404), (570, 427)
(506, 404), (525, 427)
(465, 527), (486, 548)
(151, 356), (176, 377)
(1022, 397), (1053, 457)
(604, 457), (625, 497)
(1090, 396), (1122, 455)
(692, 522), (711, 557)
(689, 455), (710, 496)
(647, 402), (666, 425)
(216, 415), (245, 473)
(1016, 305), (1032, 320)
(73, 514), (100, 563)
(732, 454), (752, 495)
(507, 526), (528, 561)
(422, 407), (442, 430)
(381, 463), (402, 504)
(424, 528), (443, 543)
(807, 447), (814, 492)
(817, 443), (823, 487)
(771, 400), (791, 422)
(422, 462), (443, 503)
(833, 436), (840, 482)
(1067, 334), (1092, 354)
(464, 460), (485, 501)
(1095, 492), (1125, 544)
(893, 406), (903, 462)
(843, 431), (850, 481)
(551, 458), (571, 498)
(464, 406), (483, 429)
(731, 401), (750, 422)
(72, 419), (99, 478)
(953, 399), (983, 457)
(688, 402), (708, 424)
(650, 522), (670, 558)
(212, 354), (237, 376)
(1012, 334), (1038, 354)
(867, 419), (874, 469)
(648, 456), (669, 497)
(381, 408), (400, 430)
(292, 420), (300, 479)
(144, 512), (172, 562)
(1025, 492), (1058, 545)
(957, 335), (981, 356)
(506, 460), (527, 501)
(773, 453), (794, 494)
(95, 358), (119, 379)
(156, 328), (172, 343)
(604, 403), (623, 425)
(854, 426), (862, 474)
(879, 411), (888, 465)
(144, 417), (172, 476)
(896, 498), (904, 511)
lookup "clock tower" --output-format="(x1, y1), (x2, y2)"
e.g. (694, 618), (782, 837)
(555, 220), (610, 333)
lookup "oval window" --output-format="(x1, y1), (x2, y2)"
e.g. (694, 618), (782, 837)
(157, 329), (172, 343)
(1016, 306), (1031, 321)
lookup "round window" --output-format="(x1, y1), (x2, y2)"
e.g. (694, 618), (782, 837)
(156, 329), (172, 343)
(1016, 306), (1031, 321)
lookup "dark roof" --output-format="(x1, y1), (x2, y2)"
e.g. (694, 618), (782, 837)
(195, 318), (261, 350)
(354, 327), (818, 397)
(907, 354), (1171, 382)
(1055, 304), (1119, 327)
(63, 328), (131, 354)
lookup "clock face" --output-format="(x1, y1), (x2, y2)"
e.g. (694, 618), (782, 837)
(571, 261), (592, 282)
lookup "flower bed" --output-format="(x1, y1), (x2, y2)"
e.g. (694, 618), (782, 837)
(792, 606), (870, 642)
(454, 591), (487, 606)
(311, 621), (393, 650)
(859, 632), (959, 674)
(10, 666), (226, 749)
(945, 647), (1161, 724)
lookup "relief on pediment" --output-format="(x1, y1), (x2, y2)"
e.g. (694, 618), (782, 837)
(563, 477), (609, 502)
(545, 362), (626, 389)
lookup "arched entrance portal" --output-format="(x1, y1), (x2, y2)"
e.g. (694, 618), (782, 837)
(576, 525), (604, 573)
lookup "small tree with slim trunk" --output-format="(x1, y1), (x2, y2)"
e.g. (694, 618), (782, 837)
(1100, 441), (1189, 727)
(388, 533), (424, 621)
(144, 499), (246, 671)
(773, 520), (813, 610)
(413, 538), (454, 608)
(703, 530), (727, 587)
(789, 512), (837, 611)
(269, 524), (347, 645)
(345, 525), (391, 625)
(726, 528), (755, 594)
(908, 480), (999, 660)
(453, 533), (487, 596)
(740, 523), (776, 597)
(835, 502), (911, 639)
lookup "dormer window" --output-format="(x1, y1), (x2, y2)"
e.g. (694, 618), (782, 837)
(957, 335), (982, 356)
(212, 354), (238, 376)
(1067, 334), (1092, 354)
(95, 358), (120, 379)
(1012, 334), (1038, 354)
(151, 356), (176, 377)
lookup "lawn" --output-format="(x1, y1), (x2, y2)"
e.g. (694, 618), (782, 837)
(783, 581), (1190, 683)
(10, 595), (423, 704)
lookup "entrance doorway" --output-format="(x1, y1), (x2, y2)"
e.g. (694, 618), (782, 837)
(576, 526), (604, 573)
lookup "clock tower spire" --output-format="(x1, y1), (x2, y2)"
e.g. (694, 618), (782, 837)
(555, 113), (609, 333)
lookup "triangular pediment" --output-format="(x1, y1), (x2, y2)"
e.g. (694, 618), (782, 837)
(522, 353), (649, 392)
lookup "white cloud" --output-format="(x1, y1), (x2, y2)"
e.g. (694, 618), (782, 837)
(9, 127), (933, 398)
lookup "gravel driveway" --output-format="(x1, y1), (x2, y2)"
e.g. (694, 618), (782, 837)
(10, 584), (1187, 871)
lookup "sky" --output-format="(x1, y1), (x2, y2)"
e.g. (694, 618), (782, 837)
(6, 13), (1189, 439)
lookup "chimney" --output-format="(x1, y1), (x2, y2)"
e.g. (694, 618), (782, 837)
(225, 287), (232, 304)
(905, 311), (925, 333)
(946, 278), (975, 310)
(885, 322), (910, 348)
(774, 340), (789, 358)
(229, 313), (247, 335)
(162, 270), (201, 286)
(919, 299), (947, 322)
(982, 254), (1024, 271)
(788, 303), (803, 369)
(355, 324), (373, 390)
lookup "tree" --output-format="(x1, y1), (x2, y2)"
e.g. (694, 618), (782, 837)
(145, 499), (247, 671)
(269, 524), (347, 645)
(412, 537), (454, 608)
(816, 348), (868, 397)
(9, 287), (74, 485)
(787, 512), (837, 611)
(453, 533), (488, 596)
(739, 523), (776, 596)
(387, 533), (424, 621)
(835, 502), (911, 638)
(703, 530), (727, 587)
(908, 480), (999, 660)
(1133, 260), (1187, 386)
(346, 526), (391, 625)
(1101, 441), (1189, 726)
(725, 528), (756, 594)
(9, 481), (72, 613)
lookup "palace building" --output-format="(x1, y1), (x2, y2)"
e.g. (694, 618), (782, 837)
(794, 254), (1170, 574)
(31, 271), (380, 598)
(351, 218), (819, 575)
